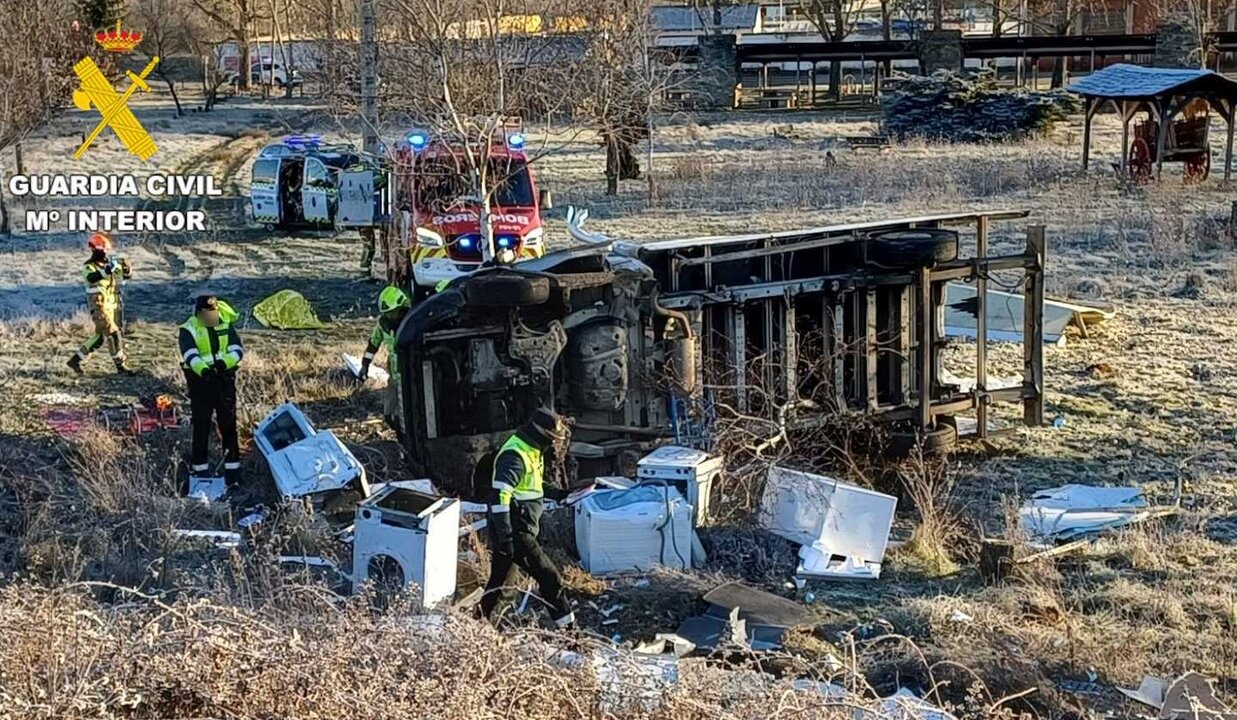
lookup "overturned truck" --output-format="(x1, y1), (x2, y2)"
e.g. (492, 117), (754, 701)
(395, 211), (1047, 497)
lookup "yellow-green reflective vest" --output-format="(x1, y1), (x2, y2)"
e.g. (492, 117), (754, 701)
(492, 433), (544, 504)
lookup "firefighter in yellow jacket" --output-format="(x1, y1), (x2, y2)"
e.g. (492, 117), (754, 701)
(68, 232), (134, 375)
(358, 285), (410, 431)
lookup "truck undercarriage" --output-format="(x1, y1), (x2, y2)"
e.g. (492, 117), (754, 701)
(396, 210), (1047, 497)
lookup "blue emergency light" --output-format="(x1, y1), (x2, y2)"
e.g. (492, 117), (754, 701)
(496, 234), (517, 249)
(506, 132), (526, 150)
(283, 134), (322, 149)
(407, 131), (430, 152)
(458, 234), (479, 249)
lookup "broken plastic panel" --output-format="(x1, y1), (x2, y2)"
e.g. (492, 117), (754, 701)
(1019, 484), (1149, 542)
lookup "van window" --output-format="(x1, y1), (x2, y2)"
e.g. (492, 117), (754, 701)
(253, 158), (279, 184)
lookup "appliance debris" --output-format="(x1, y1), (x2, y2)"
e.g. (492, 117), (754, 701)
(343, 352), (389, 385)
(351, 485), (460, 607)
(759, 467), (897, 581)
(575, 484), (694, 575)
(676, 581), (816, 652)
(1118, 673), (1236, 719)
(255, 403), (369, 502)
(187, 476), (226, 503)
(636, 445), (723, 527)
(1019, 484), (1177, 542)
(172, 530), (243, 549)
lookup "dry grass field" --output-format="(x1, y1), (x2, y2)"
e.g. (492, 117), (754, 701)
(1, 90), (1235, 718)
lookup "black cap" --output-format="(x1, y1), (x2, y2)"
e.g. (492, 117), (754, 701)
(523, 407), (567, 446)
(194, 294), (219, 312)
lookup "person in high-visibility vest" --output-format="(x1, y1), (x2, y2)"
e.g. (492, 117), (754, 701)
(179, 293), (244, 484)
(68, 232), (134, 375)
(482, 407), (574, 628)
(358, 285), (410, 430)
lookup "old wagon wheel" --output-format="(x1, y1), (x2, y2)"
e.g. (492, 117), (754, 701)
(1128, 137), (1153, 183)
(1184, 151), (1211, 183)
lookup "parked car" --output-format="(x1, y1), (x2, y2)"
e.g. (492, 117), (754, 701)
(229, 60), (303, 88)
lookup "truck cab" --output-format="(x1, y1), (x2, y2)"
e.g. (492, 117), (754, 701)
(392, 128), (549, 297)
(250, 135), (383, 232)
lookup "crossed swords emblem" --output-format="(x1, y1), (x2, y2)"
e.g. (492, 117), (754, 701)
(72, 56), (160, 161)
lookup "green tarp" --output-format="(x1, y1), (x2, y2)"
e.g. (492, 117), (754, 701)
(252, 290), (324, 330)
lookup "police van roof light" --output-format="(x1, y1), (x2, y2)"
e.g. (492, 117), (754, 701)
(507, 132), (526, 150)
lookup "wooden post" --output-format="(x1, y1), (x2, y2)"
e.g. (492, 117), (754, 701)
(866, 289), (878, 410)
(975, 214), (990, 439)
(1155, 99), (1170, 180)
(979, 539), (1016, 583)
(918, 266), (933, 431)
(1225, 99), (1235, 182)
(1023, 226), (1046, 427)
(1120, 100), (1130, 176)
(1082, 97), (1095, 170)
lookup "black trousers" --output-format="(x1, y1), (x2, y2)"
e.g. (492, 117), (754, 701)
(186, 370), (239, 478)
(482, 499), (569, 620)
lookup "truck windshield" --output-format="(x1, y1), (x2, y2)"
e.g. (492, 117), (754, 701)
(413, 158), (534, 210)
(489, 159), (533, 207)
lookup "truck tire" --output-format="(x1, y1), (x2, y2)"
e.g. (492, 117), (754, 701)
(464, 274), (550, 307)
(888, 421), (957, 459)
(867, 229), (958, 269)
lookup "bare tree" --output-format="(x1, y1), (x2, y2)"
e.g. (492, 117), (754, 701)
(0, 1), (92, 235)
(803, 0), (873, 100)
(132, 0), (193, 115)
(191, 0), (268, 90)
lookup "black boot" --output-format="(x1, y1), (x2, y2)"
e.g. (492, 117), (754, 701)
(67, 355), (83, 375)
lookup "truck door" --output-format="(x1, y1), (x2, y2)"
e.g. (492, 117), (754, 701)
(301, 157), (332, 225)
(337, 168), (376, 228)
(250, 157), (282, 227)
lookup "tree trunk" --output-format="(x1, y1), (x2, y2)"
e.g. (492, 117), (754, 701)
(604, 136), (619, 195)
(1051, 55), (1068, 88)
(163, 75), (183, 115)
(829, 60), (842, 101)
(239, 31), (252, 90)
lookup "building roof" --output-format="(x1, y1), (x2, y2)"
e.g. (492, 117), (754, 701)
(651, 4), (760, 32)
(1068, 63), (1237, 100)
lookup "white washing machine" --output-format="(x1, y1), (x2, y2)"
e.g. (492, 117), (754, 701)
(352, 485), (460, 608)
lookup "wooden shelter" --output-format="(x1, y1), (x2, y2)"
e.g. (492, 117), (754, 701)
(1068, 64), (1237, 181)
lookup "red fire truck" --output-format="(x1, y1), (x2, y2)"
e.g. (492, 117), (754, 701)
(391, 124), (551, 297)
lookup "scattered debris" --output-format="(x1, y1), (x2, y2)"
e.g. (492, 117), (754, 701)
(252, 289), (324, 329)
(1118, 673), (1236, 719)
(634, 634), (696, 658)
(31, 392), (90, 406)
(575, 485), (693, 574)
(1087, 361), (1117, 379)
(279, 555), (350, 583)
(676, 581), (816, 652)
(458, 518), (487, 537)
(1058, 679), (1103, 696)
(949, 609), (973, 624)
(1020, 484), (1178, 542)
(880, 687), (959, 720)
(945, 283), (1114, 346)
(255, 403), (369, 502)
(187, 476), (226, 503)
(596, 476), (636, 490)
(343, 352), (389, 386)
(237, 510), (266, 529)
(172, 530), (242, 549)
(636, 446), (723, 527)
(97, 395), (181, 435)
(352, 485), (460, 607)
(760, 467), (896, 580)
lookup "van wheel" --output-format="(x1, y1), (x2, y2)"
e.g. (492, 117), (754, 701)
(464, 274), (550, 307)
(888, 421), (957, 459)
(867, 229), (958, 269)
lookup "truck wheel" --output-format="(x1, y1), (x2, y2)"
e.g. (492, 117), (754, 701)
(867, 229), (958, 269)
(464, 274), (550, 307)
(888, 421), (957, 459)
